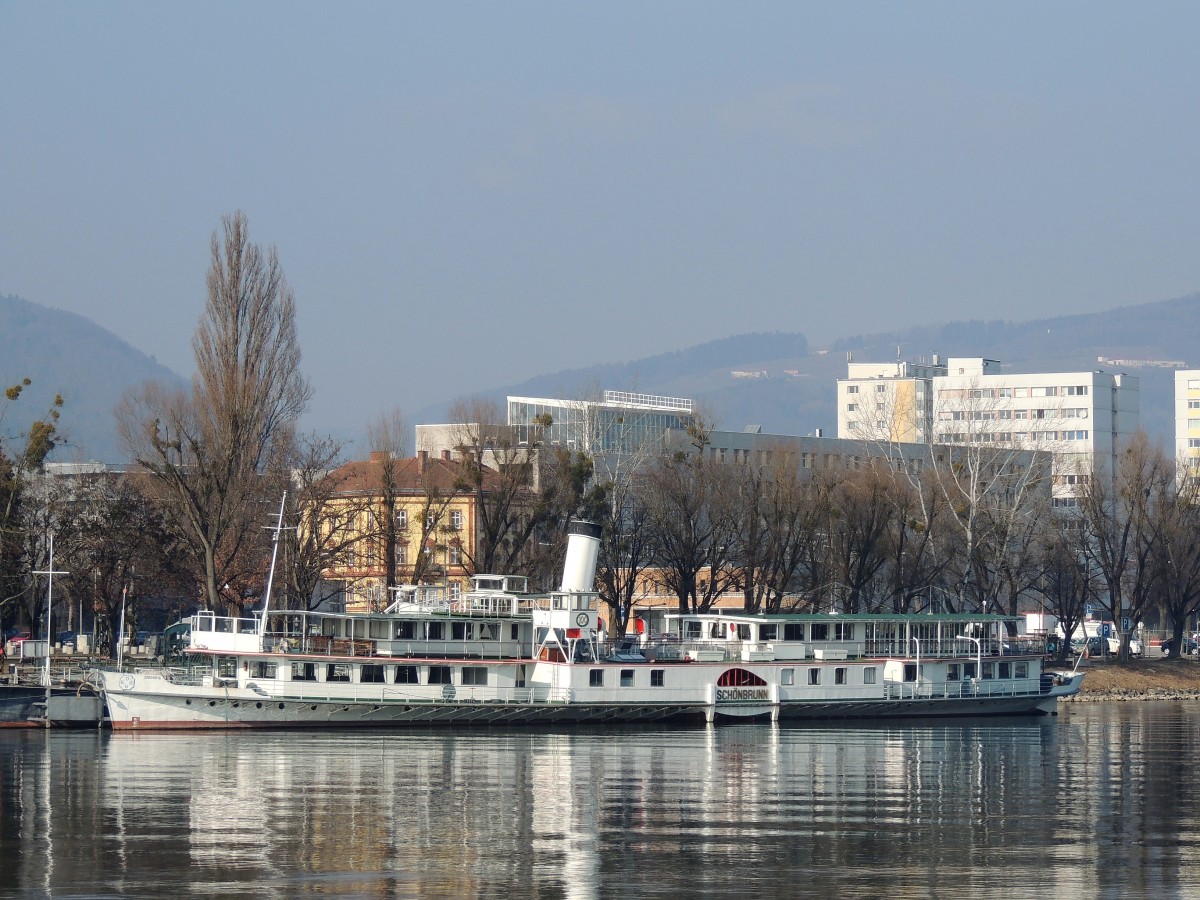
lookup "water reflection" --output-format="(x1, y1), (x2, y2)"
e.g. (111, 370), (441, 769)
(2, 707), (1200, 897)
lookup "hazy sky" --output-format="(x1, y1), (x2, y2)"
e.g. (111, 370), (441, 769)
(3, 3), (1199, 433)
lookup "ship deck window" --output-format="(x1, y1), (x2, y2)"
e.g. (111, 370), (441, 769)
(461, 667), (487, 686)
(1015, 662), (1029, 678)
(650, 670), (664, 687)
(590, 669), (604, 687)
(781, 668), (794, 686)
(395, 621), (416, 640)
(835, 667), (847, 685)
(760, 624), (777, 641)
(427, 666), (452, 685)
(252, 661), (277, 679)
(684, 621), (702, 640)
(218, 657), (236, 678)
(620, 669), (635, 687)
(810, 623), (829, 641)
(784, 623), (804, 641)
(999, 662), (1012, 679)
(327, 664), (351, 682)
(903, 663), (918, 682)
(451, 621), (473, 640)
(863, 667), (876, 684)
(360, 664), (385, 683)
(947, 664), (960, 681)
(982, 662), (995, 680)
(292, 662), (317, 682)
(395, 665), (419, 684)
(808, 668), (820, 685)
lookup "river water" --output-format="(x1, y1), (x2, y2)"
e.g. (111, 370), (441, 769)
(2, 703), (1199, 898)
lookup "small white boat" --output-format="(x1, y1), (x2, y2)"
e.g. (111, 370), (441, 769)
(97, 522), (1082, 729)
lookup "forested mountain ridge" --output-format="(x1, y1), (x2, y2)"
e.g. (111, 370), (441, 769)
(0, 293), (185, 463)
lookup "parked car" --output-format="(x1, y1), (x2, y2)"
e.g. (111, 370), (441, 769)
(1160, 637), (1198, 657)
(2, 633), (33, 657)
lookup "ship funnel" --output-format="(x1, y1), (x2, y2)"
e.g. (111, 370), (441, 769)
(560, 520), (601, 592)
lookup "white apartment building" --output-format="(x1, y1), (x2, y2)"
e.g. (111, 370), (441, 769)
(839, 356), (1140, 505)
(837, 357), (948, 443)
(1175, 370), (1200, 491)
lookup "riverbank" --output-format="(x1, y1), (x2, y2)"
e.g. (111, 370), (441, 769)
(1063, 657), (1200, 701)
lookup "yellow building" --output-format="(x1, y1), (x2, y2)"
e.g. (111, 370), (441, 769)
(320, 449), (496, 612)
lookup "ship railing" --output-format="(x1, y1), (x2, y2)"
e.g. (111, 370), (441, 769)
(882, 678), (1047, 700)
(232, 682), (573, 705)
(867, 638), (1047, 659)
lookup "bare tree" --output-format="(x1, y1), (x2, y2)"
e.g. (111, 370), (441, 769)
(57, 472), (193, 657)
(1147, 462), (1200, 657)
(643, 434), (739, 614)
(117, 212), (311, 614)
(1077, 432), (1170, 659)
(366, 408), (408, 595)
(448, 397), (546, 577)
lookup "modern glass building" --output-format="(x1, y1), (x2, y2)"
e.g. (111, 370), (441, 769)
(507, 390), (695, 454)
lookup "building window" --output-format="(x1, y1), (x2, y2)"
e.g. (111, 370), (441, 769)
(1190, 400), (1200, 409)
(1190, 439), (1200, 449)
(846, 385), (859, 394)
(650, 669), (665, 687)
(450, 509), (463, 530)
(449, 582), (462, 601)
(449, 544), (462, 566)
(620, 669), (635, 687)
(462, 667), (487, 686)
(395, 509), (407, 529)
(590, 669), (604, 687)
(426, 512), (437, 530)
(394, 543), (407, 566)
(846, 403), (858, 412)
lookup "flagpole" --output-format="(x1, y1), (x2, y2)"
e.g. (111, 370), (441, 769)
(33, 535), (69, 727)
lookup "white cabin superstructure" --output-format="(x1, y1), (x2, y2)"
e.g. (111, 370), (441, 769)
(98, 521), (1082, 729)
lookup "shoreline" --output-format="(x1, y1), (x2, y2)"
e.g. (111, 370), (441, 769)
(1060, 658), (1200, 702)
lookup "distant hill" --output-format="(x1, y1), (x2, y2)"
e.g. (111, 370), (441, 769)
(414, 293), (1200, 444)
(0, 293), (185, 463)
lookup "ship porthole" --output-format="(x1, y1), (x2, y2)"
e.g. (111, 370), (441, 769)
(185, 699), (192, 706)
(278, 703), (285, 710)
(310, 705), (317, 711)
(256, 702), (263, 709)
(208, 700), (216, 707)
(231, 702), (239, 708)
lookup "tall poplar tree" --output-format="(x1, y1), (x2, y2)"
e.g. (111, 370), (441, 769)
(117, 212), (311, 613)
